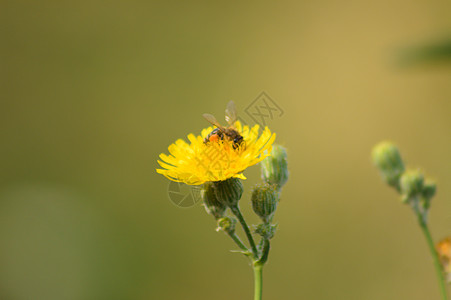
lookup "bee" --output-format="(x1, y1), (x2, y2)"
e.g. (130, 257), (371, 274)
(203, 101), (244, 148)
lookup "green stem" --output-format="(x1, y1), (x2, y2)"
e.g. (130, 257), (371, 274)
(412, 202), (448, 300)
(256, 238), (270, 266)
(253, 264), (263, 300)
(230, 205), (259, 259)
(226, 231), (249, 252)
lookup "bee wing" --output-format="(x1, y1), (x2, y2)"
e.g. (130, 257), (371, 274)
(225, 101), (237, 126)
(203, 113), (223, 128)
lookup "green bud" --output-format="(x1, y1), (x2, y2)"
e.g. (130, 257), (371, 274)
(251, 183), (278, 222)
(261, 144), (289, 189)
(422, 180), (437, 199)
(255, 223), (277, 239)
(202, 182), (226, 219)
(400, 170), (424, 199)
(421, 180), (436, 211)
(422, 197), (432, 211)
(372, 141), (405, 188)
(216, 217), (236, 234)
(213, 177), (243, 207)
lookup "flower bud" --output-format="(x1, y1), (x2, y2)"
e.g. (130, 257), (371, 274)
(202, 182), (226, 219)
(261, 144), (289, 189)
(372, 141), (405, 188)
(422, 180), (437, 199)
(255, 223), (277, 239)
(216, 217), (236, 234)
(420, 180), (436, 210)
(251, 183), (278, 222)
(213, 177), (243, 207)
(400, 169), (424, 200)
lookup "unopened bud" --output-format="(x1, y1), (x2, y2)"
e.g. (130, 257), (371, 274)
(422, 180), (437, 199)
(202, 182), (226, 219)
(261, 145), (289, 189)
(400, 170), (424, 200)
(372, 141), (405, 188)
(216, 217), (236, 234)
(251, 183), (278, 222)
(421, 180), (436, 211)
(255, 223), (277, 240)
(213, 177), (243, 207)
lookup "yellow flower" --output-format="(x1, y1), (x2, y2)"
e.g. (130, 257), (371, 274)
(156, 121), (276, 185)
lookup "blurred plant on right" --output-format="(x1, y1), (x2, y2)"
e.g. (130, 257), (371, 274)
(372, 141), (450, 300)
(398, 37), (451, 67)
(437, 237), (451, 284)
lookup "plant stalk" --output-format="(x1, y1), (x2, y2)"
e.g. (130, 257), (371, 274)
(412, 200), (448, 300)
(418, 216), (449, 300)
(253, 264), (263, 300)
(226, 231), (249, 252)
(230, 205), (259, 258)
(256, 238), (270, 266)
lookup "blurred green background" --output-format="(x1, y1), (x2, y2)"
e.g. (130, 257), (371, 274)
(1, 1), (451, 299)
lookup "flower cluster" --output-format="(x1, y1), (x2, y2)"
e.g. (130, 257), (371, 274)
(200, 144), (289, 262)
(372, 141), (450, 296)
(156, 103), (288, 298)
(372, 141), (436, 222)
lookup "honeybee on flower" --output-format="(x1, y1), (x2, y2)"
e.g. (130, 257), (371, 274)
(156, 101), (276, 185)
(203, 101), (244, 148)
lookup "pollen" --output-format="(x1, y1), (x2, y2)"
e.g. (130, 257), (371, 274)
(209, 134), (220, 142)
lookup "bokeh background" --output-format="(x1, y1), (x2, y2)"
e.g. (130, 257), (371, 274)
(1, 1), (451, 300)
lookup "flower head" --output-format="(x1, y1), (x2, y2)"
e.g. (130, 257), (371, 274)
(251, 183), (278, 223)
(372, 141), (405, 188)
(261, 144), (289, 189)
(400, 169), (424, 198)
(157, 121), (276, 185)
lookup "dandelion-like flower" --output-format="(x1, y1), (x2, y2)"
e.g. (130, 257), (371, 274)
(156, 121), (276, 185)
(156, 101), (286, 300)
